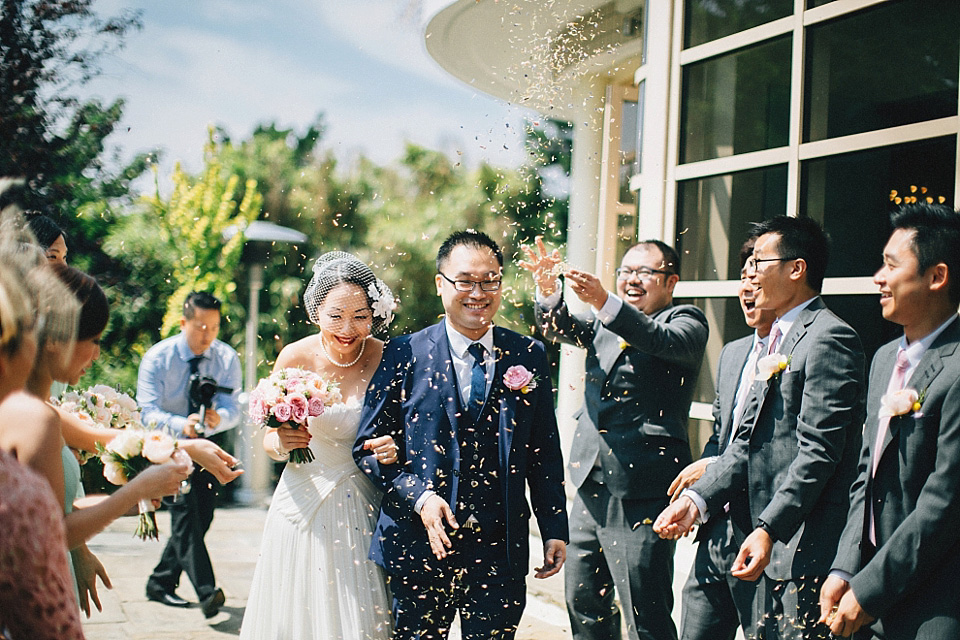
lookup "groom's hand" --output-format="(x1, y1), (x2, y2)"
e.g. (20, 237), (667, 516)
(535, 539), (566, 578)
(420, 495), (458, 560)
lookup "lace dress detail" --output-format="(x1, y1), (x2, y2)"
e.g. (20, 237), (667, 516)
(0, 450), (84, 640)
(240, 401), (392, 639)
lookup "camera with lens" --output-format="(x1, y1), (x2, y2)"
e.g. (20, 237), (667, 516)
(188, 374), (233, 437)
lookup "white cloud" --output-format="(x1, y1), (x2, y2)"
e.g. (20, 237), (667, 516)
(311, 0), (470, 92)
(77, 1), (530, 189)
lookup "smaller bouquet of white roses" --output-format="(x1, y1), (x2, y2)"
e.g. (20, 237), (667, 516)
(98, 429), (192, 540)
(248, 367), (341, 464)
(54, 385), (145, 464)
(56, 384), (143, 429)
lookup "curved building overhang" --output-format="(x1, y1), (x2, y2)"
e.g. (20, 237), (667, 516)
(424, 0), (646, 119)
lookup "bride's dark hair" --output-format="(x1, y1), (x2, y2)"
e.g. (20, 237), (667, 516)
(303, 252), (394, 336)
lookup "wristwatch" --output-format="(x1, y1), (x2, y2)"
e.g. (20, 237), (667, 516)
(756, 518), (777, 541)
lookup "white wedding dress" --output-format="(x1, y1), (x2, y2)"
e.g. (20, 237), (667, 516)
(240, 400), (392, 640)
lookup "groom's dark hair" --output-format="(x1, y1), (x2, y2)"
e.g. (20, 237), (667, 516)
(436, 229), (503, 271)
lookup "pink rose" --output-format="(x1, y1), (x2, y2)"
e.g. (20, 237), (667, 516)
(248, 393), (267, 424)
(272, 401), (292, 423)
(288, 393), (309, 424)
(308, 396), (325, 417)
(503, 365), (536, 391)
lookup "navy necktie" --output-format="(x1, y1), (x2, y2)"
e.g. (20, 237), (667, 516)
(467, 343), (487, 421)
(188, 356), (203, 413)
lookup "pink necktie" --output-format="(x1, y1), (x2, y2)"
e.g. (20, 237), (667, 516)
(731, 339), (765, 440)
(767, 324), (782, 355)
(869, 348), (910, 543)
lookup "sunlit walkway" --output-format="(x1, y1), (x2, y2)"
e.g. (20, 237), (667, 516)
(81, 502), (699, 639)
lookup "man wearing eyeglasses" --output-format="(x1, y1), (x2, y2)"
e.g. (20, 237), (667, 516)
(355, 229), (568, 639)
(655, 216), (865, 640)
(522, 238), (708, 640)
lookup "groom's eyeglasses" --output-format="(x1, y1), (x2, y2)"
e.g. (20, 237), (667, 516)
(438, 272), (502, 292)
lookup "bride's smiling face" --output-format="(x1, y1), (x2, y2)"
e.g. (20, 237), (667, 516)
(316, 282), (373, 355)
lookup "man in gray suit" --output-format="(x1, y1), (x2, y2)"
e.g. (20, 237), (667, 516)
(522, 237), (708, 640)
(668, 237), (775, 640)
(819, 203), (960, 639)
(655, 216), (865, 640)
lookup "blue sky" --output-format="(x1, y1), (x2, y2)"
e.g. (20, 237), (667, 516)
(82, 0), (534, 184)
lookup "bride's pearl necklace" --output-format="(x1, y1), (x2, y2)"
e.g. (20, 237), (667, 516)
(319, 334), (366, 368)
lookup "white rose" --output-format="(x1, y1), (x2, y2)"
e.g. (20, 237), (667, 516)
(117, 394), (138, 412)
(142, 431), (176, 464)
(756, 354), (789, 382)
(262, 384), (284, 406)
(879, 388), (920, 418)
(106, 430), (144, 458)
(94, 405), (113, 427)
(60, 391), (81, 405)
(90, 384), (115, 397)
(103, 459), (128, 485)
(58, 400), (80, 413)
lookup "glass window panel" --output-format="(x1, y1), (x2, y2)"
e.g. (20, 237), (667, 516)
(800, 136), (957, 278)
(684, 0), (793, 48)
(635, 81), (646, 176)
(676, 164), (788, 283)
(616, 210), (640, 265)
(804, 0), (960, 142)
(823, 294), (902, 370)
(806, 0), (837, 7)
(677, 296), (754, 409)
(680, 37), (791, 163)
(619, 98), (639, 203)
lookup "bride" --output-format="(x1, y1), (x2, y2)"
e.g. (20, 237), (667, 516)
(240, 252), (398, 639)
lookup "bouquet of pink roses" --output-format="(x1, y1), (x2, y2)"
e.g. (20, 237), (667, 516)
(248, 367), (342, 464)
(97, 429), (192, 540)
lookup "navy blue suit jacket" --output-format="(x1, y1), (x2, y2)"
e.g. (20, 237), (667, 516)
(353, 322), (568, 579)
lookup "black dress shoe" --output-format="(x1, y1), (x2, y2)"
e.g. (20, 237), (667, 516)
(146, 589), (190, 608)
(200, 588), (225, 618)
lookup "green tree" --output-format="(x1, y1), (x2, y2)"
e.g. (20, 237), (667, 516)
(146, 134), (262, 338)
(0, 0), (148, 273)
(92, 132), (261, 390)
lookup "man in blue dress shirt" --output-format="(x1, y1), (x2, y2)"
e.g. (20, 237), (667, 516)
(139, 291), (241, 617)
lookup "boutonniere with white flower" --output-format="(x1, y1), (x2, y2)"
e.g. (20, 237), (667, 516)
(756, 354), (791, 381)
(503, 365), (539, 394)
(879, 388), (925, 418)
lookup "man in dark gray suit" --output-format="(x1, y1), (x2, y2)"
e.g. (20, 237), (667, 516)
(522, 237), (708, 640)
(668, 237), (775, 640)
(655, 216), (865, 640)
(819, 203), (960, 639)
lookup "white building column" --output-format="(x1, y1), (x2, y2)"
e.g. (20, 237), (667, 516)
(555, 81), (606, 497)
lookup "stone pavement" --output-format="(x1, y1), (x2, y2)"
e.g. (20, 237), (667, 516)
(81, 504), (699, 640)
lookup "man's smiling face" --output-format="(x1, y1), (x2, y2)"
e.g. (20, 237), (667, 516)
(615, 245), (677, 316)
(435, 243), (502, 340)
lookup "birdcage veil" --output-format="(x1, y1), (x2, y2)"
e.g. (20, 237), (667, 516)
(0, 186), (80, 365)
(303, 251), (395, 335)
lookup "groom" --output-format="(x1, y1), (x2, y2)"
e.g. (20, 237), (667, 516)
(354, 230), (568, 639)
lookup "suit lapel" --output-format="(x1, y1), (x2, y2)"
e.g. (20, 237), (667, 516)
(596, 324), (624, 375)
(493, 328), (518, 471)
(428, 324), (463, 434)
(747, 298), (822, 436)
(882, 321), (960, 450)
(718, 337), (754, 450)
